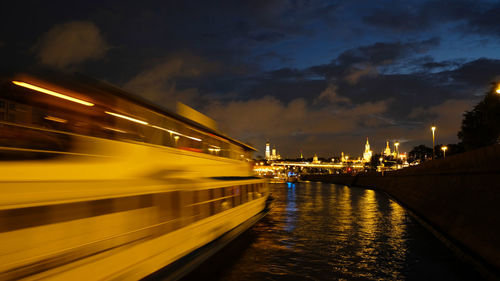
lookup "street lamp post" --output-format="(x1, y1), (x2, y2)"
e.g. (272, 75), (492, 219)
(441, 146), (448, 158)
(431, 126), (436, 160)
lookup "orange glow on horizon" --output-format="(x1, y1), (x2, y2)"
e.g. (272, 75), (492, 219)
(12, 81), (94, 106)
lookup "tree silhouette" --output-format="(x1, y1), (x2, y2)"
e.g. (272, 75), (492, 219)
(409, 144), (433, 162)
(458, 84), (500, 150)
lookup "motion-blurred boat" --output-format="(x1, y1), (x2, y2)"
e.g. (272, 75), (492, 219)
(0, 71), (268, 280)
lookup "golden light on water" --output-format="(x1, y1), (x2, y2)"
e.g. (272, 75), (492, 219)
(359, 189), (377, 238)
(12, 81), (95, 106)
(335, 186), (352, 242)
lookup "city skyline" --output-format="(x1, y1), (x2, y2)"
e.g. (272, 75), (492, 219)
(262, 137), (409, 160)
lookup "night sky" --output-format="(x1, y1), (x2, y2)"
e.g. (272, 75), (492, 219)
(2, 0), (500, 158)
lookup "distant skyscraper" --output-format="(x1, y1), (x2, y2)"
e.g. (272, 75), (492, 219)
(363, 138), (373, 162)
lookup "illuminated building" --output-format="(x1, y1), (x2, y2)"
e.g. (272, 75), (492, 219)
(363, 138), (373, 162)
(265, 141), (271, 159)
(384, 140), (392, 157)
(265, 141), (281, 160)
(312, 153), (320, 164)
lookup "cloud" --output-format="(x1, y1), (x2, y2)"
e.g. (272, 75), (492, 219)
(466, 3), (500, 35)
(338, 38), (440, 66)
(361, 0), (500, 39)
(344, 63), (378, 84)
(450, 58), (500, 88)
(309, 38), (440, 82)
(315, 84), (350, 104)
(408, 99), (478, 139)
(420, 58), (464, 71)
(204, 93), (390, 155)
(250, 31), (286, 42)
(257, 52), (294, 66)
(34, 21), (109, 68)
(362, 0), (478, 32)
(124, 53), (221, 108)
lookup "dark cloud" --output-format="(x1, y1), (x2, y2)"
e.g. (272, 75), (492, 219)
(256, 52), (294, 66)
(308, 38), (440, 85)
(449, 58), (500, 88)
(363, 0), (500, 38)
(201, 55), (497, 156)
(362, 0), (475, 31)
(250, 32), (286, 42)
(268, 67), (305, 80)
(338, 38), (440, 66)
(123, 52), (222, 109)
(33, 21), (109, 68)
(420, 59), (463, 71)
(463, 2), (500, 36)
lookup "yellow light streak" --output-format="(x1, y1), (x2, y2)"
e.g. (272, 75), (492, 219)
(105, 111), (148, 125)
(151, 125), (202, 142)
(12, 81), (94, 106)
(44, 116), (67, 123)
(103, 126), (127, 133)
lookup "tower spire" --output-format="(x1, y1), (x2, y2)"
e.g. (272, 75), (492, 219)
(363, 137), (373, 162)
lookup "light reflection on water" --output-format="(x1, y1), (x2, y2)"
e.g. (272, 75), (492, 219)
(182, 182), (480, 281)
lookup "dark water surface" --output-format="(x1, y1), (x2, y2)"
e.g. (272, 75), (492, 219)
(182, 182), (481, 280)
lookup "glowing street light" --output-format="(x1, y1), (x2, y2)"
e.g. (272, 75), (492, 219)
(431, 126), (436, 160)
(441, 146), (448, 158)
(496, 83), (500, 94)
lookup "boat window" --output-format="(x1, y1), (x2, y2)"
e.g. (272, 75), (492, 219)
(233, 186), (241, 206)
(224, 186), (234, 209)
(211, 188), (222, 214)
(240, 185), (248, 203)
(195, 189), (211, 220)
(2, 80), (253, 161)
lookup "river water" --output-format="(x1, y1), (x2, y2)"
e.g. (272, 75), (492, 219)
(182, 182), (481, 280)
